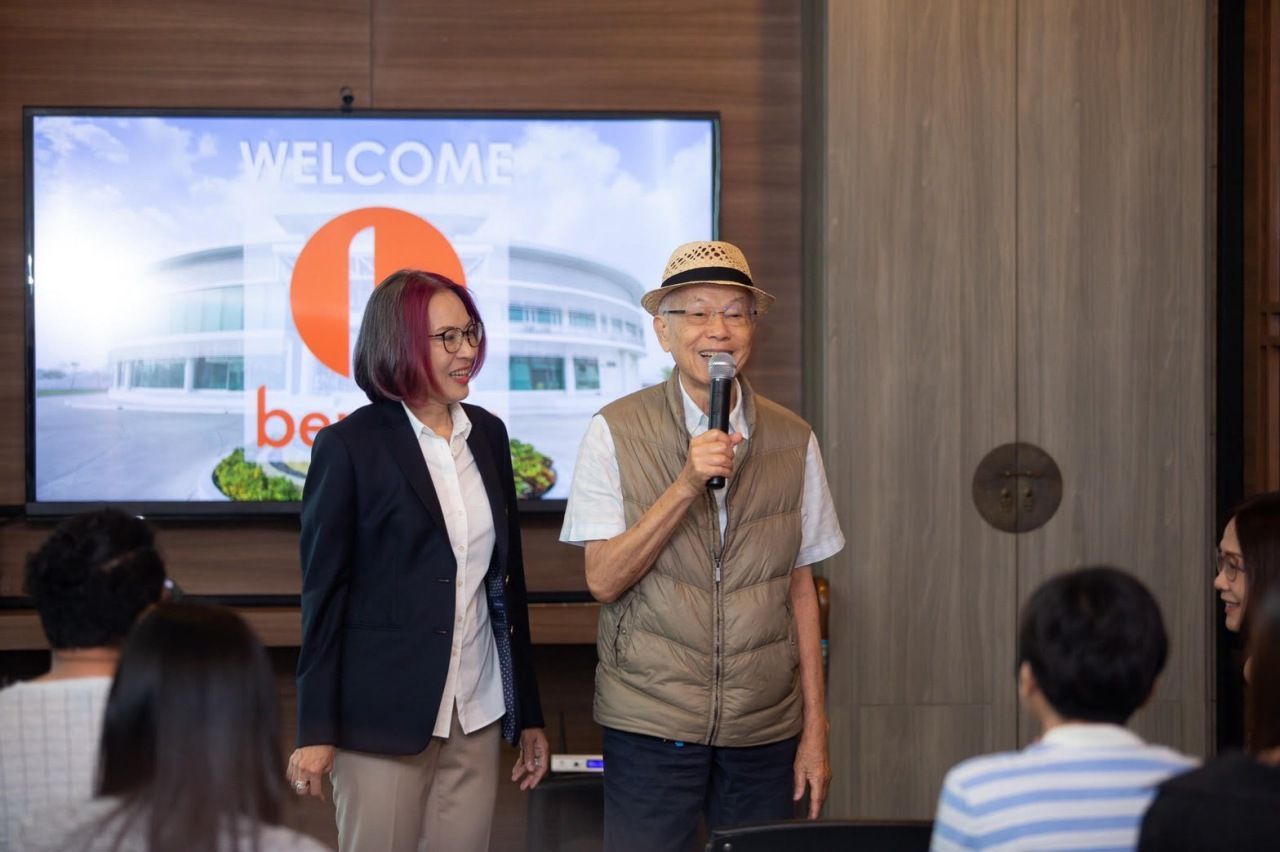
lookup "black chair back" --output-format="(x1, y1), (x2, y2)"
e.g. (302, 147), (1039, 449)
(705, 819), (933, 852)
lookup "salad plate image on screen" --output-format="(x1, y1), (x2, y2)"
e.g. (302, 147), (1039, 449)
(25, 110), (719, 516)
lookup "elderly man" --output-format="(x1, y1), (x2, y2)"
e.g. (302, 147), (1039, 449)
(561, 241), (845, 851)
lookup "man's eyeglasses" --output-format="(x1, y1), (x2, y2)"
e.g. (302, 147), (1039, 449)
(427, 322), (484, 353)
(661, 308), (757, 327)
(1216, 550), (1246, 582)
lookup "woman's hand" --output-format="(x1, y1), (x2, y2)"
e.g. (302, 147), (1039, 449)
(288, 745), (335, 800)
(511, 727), (550, 791)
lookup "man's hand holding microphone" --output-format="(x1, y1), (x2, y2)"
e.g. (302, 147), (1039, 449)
(677, 353), (740, 497)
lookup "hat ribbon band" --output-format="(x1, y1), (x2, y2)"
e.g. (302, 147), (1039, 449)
(660, 266), (754, 289)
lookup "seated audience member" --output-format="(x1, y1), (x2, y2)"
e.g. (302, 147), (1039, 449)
(1138, 587), (1280, 850)
(0, 509), (167, 851)
(19, 603), (330, 852)
(930, 566), (1196, 851)
(1212, 491), (1280, 671)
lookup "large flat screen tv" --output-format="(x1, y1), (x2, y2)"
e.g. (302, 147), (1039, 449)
(25, 109), (718, 516)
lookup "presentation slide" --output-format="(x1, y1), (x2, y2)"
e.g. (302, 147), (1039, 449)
(29, 113), (716, 506)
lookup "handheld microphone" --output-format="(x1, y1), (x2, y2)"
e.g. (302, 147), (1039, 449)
(706, 353), (736, 490)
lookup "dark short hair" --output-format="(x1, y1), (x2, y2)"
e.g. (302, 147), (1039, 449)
(1246, 588), (1280, 754)
(1232, 491), (1280, 638)
(1018, 566), (1168, 724)
(24, 509), (167, 650)
(97, 604), (284, 850)
(353, 268), (486, 406)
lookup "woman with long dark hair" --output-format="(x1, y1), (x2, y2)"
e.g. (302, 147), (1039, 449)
(1138, 587), (1280, 848)
(1212, 491), (1280, 646)
(288, 269), (547, 852)
(18, 603), (327, 852)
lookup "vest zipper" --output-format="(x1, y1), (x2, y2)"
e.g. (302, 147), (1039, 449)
(705, 392), (746, 746)
(708, 491), (729, 745)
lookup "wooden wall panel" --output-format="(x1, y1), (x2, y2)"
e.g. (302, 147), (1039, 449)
(1016, 0), (1212, 755)
(0, 601), (598, 651)
(369, 0), (803, 411)
(820, 0), (1019, 820)
(1243, 0), (1280, 494)
(0, 520), (303, 598)
(856, 705), (992, 818)
(0, 516), (581, 599)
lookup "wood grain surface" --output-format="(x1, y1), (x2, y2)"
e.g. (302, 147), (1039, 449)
(819, 0), (1020, 819)
(1016, 0), (1211, 756)
(815, 0), (1211, 818)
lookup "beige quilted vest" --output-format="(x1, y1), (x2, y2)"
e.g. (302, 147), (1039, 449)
(594, 368), (809, 746)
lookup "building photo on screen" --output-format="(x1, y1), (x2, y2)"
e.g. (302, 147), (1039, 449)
(26, 110), (718, 513)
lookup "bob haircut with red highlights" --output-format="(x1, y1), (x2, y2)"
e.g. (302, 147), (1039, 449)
(353, 269), (486, 406)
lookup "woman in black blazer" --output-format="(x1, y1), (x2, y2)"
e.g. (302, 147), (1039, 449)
(287, 269), (547, 852)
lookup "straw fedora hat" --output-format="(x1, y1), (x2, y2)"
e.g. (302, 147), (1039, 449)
(640, 240), (776, 316)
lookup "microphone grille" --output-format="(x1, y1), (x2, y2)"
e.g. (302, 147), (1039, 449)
(707, 352), (737, 380)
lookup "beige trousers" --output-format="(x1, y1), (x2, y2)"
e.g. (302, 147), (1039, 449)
(331, 707), (501, 852)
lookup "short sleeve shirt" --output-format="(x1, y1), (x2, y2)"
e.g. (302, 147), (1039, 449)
(560, 378), (845, 568)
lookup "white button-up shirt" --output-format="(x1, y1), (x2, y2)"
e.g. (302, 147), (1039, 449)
(402, 402), (506, 738)
(560, 378), (845, 567)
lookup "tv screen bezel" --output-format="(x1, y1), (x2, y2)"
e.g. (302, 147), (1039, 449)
(23, 106), (722, 519)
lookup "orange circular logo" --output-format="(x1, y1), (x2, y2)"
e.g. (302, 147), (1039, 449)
(289, 207), (466, 377)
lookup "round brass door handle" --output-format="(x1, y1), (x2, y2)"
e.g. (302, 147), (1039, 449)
(972, 442), (1063, 533)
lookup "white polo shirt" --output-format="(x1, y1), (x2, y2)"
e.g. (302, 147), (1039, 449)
(560, 378), (845, 568)
(403, 402), (506, 738)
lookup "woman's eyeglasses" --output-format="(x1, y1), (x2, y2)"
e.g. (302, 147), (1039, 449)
(1216, 550), (1246, 582)
(427, 322), (484, 354)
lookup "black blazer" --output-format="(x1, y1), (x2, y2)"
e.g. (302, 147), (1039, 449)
(295, 399), (543, 754)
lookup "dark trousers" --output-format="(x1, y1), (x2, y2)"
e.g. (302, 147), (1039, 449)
(602, 727), (798, 852)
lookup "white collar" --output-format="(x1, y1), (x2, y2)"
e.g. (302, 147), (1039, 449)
(678, 375), (748, 439)
(1038, 723), (1146, 749)
(402, 401), (471, 444)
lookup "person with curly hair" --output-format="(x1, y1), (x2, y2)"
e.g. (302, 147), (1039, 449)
(0, 509), (167, 850)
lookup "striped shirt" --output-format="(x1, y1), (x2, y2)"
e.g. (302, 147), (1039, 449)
(931, 724), (1197, 851)
(0, 677), (112, 852)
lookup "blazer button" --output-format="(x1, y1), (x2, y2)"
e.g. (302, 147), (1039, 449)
(434, 628), (448, 636)
(508, 624), (515, 636)
(504, 574), (511, 586)
(436, 577), (452, 584)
